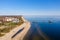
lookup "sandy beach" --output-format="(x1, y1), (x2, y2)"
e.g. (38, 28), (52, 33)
(0, 21), (31, 40)
(12, 22), (31, 40)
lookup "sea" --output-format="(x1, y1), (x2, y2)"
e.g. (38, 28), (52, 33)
(24, 15), (60, 40)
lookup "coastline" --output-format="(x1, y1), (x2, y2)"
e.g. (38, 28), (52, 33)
(0, 16), (31, 40)
(12, 21), (31, 40)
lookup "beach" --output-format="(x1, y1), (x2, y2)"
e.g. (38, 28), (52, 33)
(0, 16), (31, 40)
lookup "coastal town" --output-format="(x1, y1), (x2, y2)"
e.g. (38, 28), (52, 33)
(0, 16), (31, 40)
(0, 16), (24, 37)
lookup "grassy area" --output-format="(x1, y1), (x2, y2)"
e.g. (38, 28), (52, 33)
(0, 17), (24, 37)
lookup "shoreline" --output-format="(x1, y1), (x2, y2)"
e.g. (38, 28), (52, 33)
(12, 21), (31, 40)
(0, 16), (31, 40)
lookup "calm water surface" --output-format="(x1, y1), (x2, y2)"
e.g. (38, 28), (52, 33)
(24, 16), (60, 40)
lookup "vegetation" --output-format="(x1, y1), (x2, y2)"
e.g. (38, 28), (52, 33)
(0, 17), (24, 37)
(0, 33), (5, 37)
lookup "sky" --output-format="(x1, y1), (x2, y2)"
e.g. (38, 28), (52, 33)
(0, 0), (60, 16)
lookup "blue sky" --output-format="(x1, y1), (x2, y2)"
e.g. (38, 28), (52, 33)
(0, 0), (60, 15)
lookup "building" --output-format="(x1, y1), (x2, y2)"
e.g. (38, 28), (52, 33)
(0, 16), (21, 23)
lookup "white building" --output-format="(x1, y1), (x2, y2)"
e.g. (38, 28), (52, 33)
(5, 17), (20, 23)
(12, 18), (20, 23)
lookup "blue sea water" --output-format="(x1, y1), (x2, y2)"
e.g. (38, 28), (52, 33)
(24, 16), (60, 40)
